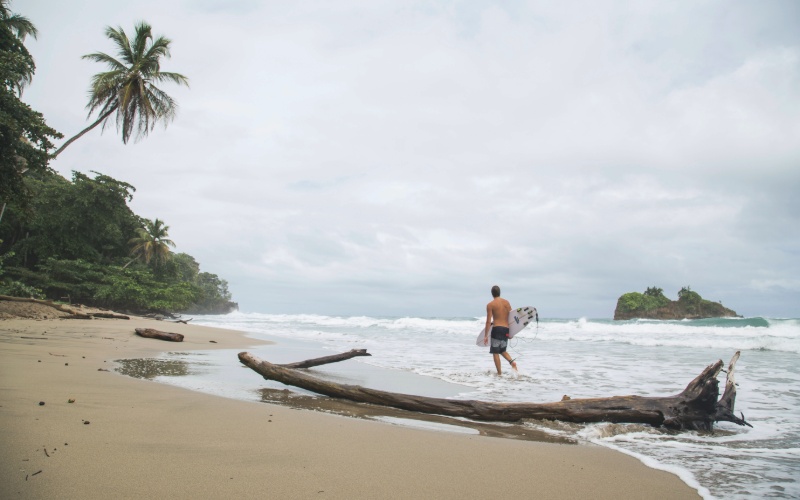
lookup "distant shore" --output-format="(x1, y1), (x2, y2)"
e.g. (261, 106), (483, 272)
(0, 313), (699, 499)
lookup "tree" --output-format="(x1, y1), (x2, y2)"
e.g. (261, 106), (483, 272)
(128, 218), (175, 267)
(0, 0), (61, 211)
(644, 286), (664, 297)
(4, 171), (139, 267)
(52, 21), (189, 158)
(0, 0), (37, 92)
(164, 252), (200, 283)
(678, 286), (699, 301)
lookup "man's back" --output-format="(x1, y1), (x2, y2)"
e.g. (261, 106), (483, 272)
(487, 297), (511, 327)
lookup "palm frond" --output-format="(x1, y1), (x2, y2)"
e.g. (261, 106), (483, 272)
(132, 22), (153, 60)
(152, 71), (190, 87)
(105, 25), (135, 66)
(81, 51), (128, 72)
(1, 0), (38, 40)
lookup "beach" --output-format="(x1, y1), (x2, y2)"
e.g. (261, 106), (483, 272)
(0, 313), (699, 499)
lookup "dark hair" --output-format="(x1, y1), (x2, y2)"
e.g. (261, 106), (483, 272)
(491, 285), (501, 297)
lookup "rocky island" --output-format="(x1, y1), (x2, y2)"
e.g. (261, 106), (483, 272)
(614, 287), (739, 320)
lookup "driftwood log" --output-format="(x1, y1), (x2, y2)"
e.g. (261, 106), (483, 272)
(134, 328), (184, 342)
(238, 350), (750, 431)
(63, 311), (130, 320)
(0, 295), (130, 319)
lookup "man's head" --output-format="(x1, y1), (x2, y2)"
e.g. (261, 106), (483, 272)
(491, 285), (501, 298)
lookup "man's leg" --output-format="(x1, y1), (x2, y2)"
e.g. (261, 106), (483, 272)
(492, 353), (502, 374)
(501, 352), (518, 371)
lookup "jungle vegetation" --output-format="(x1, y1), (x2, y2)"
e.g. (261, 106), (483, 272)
(0, 2), (232, 314)
(0, 170), (236, 314)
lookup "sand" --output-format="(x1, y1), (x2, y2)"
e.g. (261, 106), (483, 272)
(0, 311), (700, 499)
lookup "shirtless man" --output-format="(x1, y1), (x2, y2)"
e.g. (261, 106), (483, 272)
(483, 285), (518, 374)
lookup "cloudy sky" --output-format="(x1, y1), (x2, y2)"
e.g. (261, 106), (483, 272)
(18, 0), (800, 318)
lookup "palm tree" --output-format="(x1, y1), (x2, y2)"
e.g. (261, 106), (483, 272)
(52, 21), (189, 158)
(1, 0), (38, 93)
(0, 0), (36, 38)
(127, 218), (176, 268)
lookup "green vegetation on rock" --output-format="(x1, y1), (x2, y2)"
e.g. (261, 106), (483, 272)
(616, 286), (671, 316)
(614, 286), (738, 320)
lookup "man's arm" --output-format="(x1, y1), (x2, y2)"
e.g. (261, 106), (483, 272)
(484, 304), (493, 345)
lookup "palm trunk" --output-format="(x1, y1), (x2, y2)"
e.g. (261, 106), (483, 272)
(51, 107), (116, 159)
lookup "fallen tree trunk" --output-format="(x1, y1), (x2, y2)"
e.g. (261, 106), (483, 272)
(281, 349), (371, 369)
(0, 295), (130, 319)
(238, 350), (750, 431)
(1, 295), (80, 315)
(63, 311), (130, 320)
(134, 328), (184, 342)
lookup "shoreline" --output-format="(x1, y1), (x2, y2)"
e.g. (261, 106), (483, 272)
(1, 316), (700, 499)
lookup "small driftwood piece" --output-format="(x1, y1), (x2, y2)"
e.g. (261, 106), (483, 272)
(239, 350), (749, 431)
(86, 312), (130, 320)
(173, 318), (192, 324)
(280, 349), (371, 369)
(134, 328), (184, 342)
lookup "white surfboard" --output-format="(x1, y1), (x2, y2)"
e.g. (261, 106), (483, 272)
(476, 306), (538, 347)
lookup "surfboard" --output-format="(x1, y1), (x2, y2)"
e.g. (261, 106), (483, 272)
(476, 306), (538, 347)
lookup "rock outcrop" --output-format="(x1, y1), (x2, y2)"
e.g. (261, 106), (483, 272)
(614, 287), (738, 320)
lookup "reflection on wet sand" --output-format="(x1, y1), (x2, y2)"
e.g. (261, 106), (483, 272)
(257, 388), (575, 444)
(115, 358), (194, 380)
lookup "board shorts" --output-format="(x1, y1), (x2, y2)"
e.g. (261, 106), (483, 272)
(489, 326), (509, 354)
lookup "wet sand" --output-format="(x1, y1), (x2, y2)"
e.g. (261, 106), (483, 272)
(0, 316), (700, 499)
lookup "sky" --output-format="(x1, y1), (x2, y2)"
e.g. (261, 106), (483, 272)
(16, 0), (800, 318)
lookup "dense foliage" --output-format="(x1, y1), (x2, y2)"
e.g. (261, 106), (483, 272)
(0, 4), (228, 315)
(616, 286), (671, 314)
(0, 171), (235, 314)
(676, 286), (707, 316)
(0, 1), (61, 209)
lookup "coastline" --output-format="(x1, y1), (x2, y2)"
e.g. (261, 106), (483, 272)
(1, 316), (699, 499)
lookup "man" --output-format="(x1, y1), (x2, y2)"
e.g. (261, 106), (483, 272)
(483, 285), (518, 374)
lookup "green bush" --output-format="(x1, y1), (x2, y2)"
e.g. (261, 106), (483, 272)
(0, 279), (44, 299)
(0, 246), (44, 298)
(617, 289), (670, 314)
(618, 292), (645, 313)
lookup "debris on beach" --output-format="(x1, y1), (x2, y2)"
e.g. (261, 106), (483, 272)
(240, 350), (751, 431)
(134, 328), (184, 342)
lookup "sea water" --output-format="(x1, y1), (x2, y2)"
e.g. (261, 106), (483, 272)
(138, 313), (800, 499)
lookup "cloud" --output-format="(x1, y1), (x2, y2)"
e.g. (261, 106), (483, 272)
(17, 0), (800, 317)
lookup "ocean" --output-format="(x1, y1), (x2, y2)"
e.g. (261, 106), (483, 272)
(123, 313), (800, 499)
